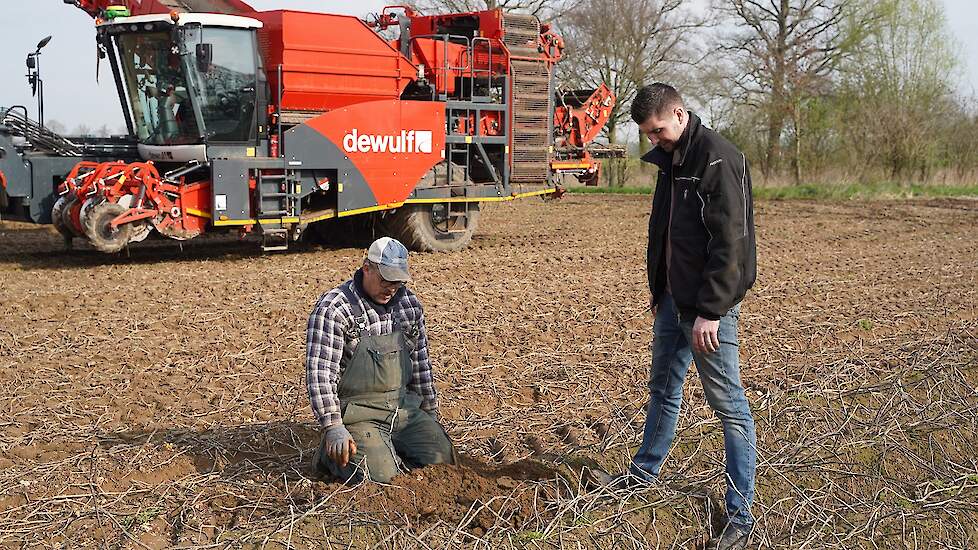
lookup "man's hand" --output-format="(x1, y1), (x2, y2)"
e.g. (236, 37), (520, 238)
(692, 316), (720, 355)
(649, 297), (658, 317)
(324, 424), (357, 468)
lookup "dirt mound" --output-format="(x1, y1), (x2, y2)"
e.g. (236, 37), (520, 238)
(349, 459), (560, 533)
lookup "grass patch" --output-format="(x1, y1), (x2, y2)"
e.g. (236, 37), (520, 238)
(755, 182), (978, 200)
(121, 506), (162, 529)
(567, 182), (978, 200)
(515, 530), (547, 543)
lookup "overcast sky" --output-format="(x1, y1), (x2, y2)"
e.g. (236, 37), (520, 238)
(1, 0), (976, 132)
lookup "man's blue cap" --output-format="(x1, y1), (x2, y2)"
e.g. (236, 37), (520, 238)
(367, 237), (411, 282)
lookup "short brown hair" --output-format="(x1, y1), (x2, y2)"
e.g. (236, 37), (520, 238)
(630, 83), (684, 124)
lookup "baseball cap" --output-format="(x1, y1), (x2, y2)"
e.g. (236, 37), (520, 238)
(367, 237), (411, 282)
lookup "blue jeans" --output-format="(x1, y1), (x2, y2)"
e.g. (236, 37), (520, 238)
(630, 293), (756, 527)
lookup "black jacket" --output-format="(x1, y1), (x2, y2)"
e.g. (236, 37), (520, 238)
(642, 112), (756, 321)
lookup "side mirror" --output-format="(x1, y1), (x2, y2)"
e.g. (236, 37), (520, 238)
(195, 43), (213, 73)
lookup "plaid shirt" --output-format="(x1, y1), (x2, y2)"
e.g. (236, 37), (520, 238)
(305, 272), (437, 429)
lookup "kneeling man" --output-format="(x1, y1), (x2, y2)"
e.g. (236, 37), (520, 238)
(306, 237), (455, 483)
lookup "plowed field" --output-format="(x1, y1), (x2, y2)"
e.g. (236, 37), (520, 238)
(1, 195), (976, 548)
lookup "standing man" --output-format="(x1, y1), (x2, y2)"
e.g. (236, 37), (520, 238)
(591, 83), (757, 550)
(305, 237), (455, 483)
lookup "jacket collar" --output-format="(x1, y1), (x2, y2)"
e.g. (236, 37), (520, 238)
(640, 110), (701, 169)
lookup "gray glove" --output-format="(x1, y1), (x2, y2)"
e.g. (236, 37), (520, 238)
(324, 424), (356, 467)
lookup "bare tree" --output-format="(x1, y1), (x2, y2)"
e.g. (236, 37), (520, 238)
(71, 124), (92, 136)
(716, 0), (879, 182)
(836, 0), (960, 181)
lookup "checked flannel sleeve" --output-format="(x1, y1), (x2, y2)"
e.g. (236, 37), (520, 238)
(305, 291), (348, 429)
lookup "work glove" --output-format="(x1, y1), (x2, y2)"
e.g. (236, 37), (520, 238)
(324, 424), (357, 468)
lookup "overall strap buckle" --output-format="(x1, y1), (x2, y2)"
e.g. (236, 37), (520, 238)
(392, 309), (420, 347)
(339, 280), (368, 339)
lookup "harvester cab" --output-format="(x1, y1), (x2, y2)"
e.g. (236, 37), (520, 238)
(97, 13), (263, 162)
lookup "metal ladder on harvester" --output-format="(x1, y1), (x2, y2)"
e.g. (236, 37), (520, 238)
(255, 169), (299, 252)
(503, 13), (553, 187)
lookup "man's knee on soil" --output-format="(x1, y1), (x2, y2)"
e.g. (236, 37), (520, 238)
(410, 439), (455, 466)
(393, 413), (457, 467)
(329, 449), (402, 484)
(323, 422), (403, 483)
(333, 455), (399, 485)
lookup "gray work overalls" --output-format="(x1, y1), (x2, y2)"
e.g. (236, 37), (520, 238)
(314, 281), (455, 483)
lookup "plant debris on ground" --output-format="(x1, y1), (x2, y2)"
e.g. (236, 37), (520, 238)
(0, 195), (975, 548)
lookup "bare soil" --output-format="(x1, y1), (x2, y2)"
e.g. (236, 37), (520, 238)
(0, 195), (976, 548)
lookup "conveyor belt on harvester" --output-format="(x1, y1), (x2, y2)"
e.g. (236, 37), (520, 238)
(503, 13), (552, 186)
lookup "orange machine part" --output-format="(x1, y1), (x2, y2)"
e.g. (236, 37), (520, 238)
(172, 181), (211, 236)
(409, 37), (508, 98)
(303, 100), (446, 206)
(411, 38), (468, 96)
(68, 199), (85, 234)
(554, 84), (616, 148)
(256, 10), (418, 112)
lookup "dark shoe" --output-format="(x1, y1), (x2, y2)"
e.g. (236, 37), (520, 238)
(710, 522), (752, 550)
(584, 468), (651, 492)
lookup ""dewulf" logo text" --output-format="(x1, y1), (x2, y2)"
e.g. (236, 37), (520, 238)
(343, 129), (433, 154)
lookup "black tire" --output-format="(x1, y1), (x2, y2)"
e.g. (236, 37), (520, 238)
(51, 195), (73, 239)
(83, 201), (133, 253)
(380, 203), (480, 252)
(60, 196), (86, 238)
(78, 197), (100, 231)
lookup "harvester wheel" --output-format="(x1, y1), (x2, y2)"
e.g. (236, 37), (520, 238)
(84, 201), (133, 253)
(51, 196), (74, 239)
(79, 197), (101, 230)
(381, 203), (480, 252)
(60, 196), (86, 238)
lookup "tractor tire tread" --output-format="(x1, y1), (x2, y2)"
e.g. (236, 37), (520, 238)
(51, 196), (73, 238)
(84, 202), (133, 254)
(380, 204), (480, 253)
